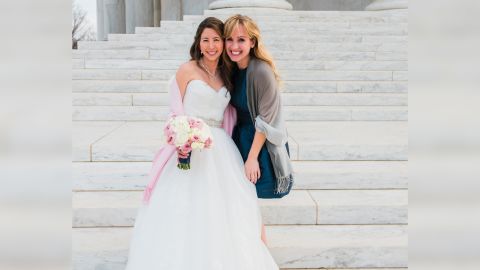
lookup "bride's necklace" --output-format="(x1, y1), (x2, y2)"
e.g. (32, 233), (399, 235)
(199, 59), (217, 82)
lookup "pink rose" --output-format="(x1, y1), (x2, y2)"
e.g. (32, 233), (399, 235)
(177, 149), (189, 159)
(191, 135), (200, 142)
(188, 119), (198, 129)
(166, 133), (176, 145)
(204, 137), (212, 148)
(181, 143), (192, 153)
(188, 118), (204, 129)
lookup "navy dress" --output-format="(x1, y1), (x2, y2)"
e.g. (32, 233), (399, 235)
(230, 68), (291, 199)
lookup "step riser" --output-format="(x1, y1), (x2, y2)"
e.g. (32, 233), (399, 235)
(183, 16), (408, 23)
(73, 197), (318, 227)
(73, 49), (150, 59)
(161, 20), (408, 26)
(74, 247), (407, 270)
(73, 203), (407, 227)
(79, 42), (407, 53)
(73, 69), (400, 81)
(76, 59), (407, 71)
(97, 35), (407, 43)
(73, 50), (407, 61)
(73, 93), (407, 106)
(72, 161), (408, 191)
(132, 29), (408, 37)
(73, 226), (408, 269)
(135, 27), (407, 36)
(182, 15), (407, 23)
(76, 140), (407, 162)
(73, 80), (169, 93)
(73, 189), (407, 227)
(72, 106), (407, 122)
(73, 80), (407, 94)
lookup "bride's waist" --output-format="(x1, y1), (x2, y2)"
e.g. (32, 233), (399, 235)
(200, 118), (223, 128)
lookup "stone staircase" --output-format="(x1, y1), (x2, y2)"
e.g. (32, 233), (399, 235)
(72, 8), (408, 270)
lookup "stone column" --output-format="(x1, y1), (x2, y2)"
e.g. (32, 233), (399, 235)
(161, 0), (182, 20)
(365, 0), (408, 11)
(209, 0), (293, 10)
(96, 0), (106, 40)
(154, 0), (161, 27)
(125, 0), (154, 34)
(96, 0), (126, 41)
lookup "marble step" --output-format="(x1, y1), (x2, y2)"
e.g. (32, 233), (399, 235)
(73, 49), (406, 61)
(135, 26), (407, 36)
(72, 92), (407, 106)
(73, 160), (407, 191)
(79, 40), (406, 53)
(73, 225), (407, 269)
(102, 33), (407, 44)
(72, 80), (407, 94)
(77, 59), (407, 72)
(72, 105), (407, 121)
(72, 121), (407, 162)
(73, 190), (318, 227)
(73, 160), (408, 191)
(72, 69), (397, 81)
(157, 22), (408, 34)
(135, 22), (407, 34)
(183, 13), (407, 23)
(73, 189), (407, 227)
(72, 49), (150, 60)
(170, 17), (409, 26)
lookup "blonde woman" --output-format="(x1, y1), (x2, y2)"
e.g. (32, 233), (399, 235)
(224, 15), (293, 244)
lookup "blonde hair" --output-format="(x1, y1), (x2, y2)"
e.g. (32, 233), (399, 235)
(224, 14), (281, 83)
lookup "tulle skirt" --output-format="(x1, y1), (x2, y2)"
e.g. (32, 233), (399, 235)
(125, 127), (279, 270)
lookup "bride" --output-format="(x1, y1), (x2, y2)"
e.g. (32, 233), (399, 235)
(125, 17), (279, 270)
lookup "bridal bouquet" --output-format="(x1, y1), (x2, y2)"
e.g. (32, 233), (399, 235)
(164, 115), (213, 170)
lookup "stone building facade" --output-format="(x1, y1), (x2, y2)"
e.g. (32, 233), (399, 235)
(97, 0), (407, 40)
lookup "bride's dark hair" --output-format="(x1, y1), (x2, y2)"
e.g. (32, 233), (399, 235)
(189, 17), (233, 92)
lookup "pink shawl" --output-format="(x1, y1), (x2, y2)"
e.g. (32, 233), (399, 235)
(142, 77), (237, 203)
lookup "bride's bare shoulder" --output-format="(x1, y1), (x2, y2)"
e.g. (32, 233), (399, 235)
(176, 61), (198, 94)
(177, 60), (197, 75)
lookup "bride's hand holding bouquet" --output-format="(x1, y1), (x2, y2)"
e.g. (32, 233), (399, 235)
(164, 115), (213, 170)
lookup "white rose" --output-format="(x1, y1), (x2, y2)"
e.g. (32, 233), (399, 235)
(175, 131), (189, 146)
(191, 142), (204, 150)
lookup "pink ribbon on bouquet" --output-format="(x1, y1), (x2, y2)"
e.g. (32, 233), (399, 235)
(142, 77), (237, 204)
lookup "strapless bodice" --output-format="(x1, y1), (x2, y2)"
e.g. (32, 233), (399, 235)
(183, 80), (230, 126)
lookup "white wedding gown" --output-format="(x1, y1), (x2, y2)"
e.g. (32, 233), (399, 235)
(125, 80), (279, 270)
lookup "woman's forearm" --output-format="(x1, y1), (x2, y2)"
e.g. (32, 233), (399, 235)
(248, 131), (267, 160)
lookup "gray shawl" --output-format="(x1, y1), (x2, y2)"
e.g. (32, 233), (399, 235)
(245, 57), (293, 194)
